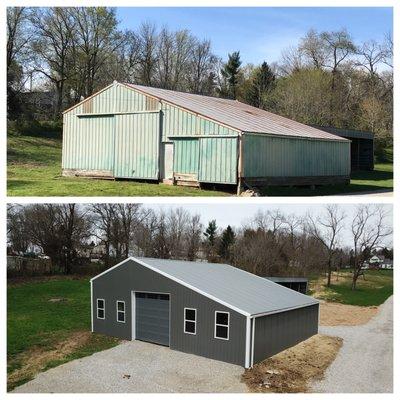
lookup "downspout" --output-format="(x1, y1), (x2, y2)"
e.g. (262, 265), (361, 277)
(90, 280), (93, 332)
(251, 317), (255, 367)
(245, 315), (251, 368)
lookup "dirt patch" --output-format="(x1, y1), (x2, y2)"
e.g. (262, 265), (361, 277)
(8, 331), (92, 390)
(319, 301), (378, 326)
(242, 334), (342, 393)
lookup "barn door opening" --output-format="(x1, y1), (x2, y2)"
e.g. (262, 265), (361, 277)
(161, 142), (174, 180)
(134, 292), (170, 347)
(172, 138), (200, 187)
(113, 112), (160, 179)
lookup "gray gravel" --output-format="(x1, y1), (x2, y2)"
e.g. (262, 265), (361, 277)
(13, 340), (248, 393)
(312, 295), (393, 393)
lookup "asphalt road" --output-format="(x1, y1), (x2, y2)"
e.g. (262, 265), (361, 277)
(312, 296), (393, 393)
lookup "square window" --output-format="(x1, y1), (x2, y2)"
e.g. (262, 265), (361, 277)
(216, 312), (228, 325)
(97, 308), (104, 319)
(185, 321), (195, 334)
(117, 311), (125, 322)
(117, 301), (125, 312)
(216, 325), (228, 339)
(185, 309), (196, 321)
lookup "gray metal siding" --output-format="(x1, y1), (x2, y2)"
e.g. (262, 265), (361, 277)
(253, 304), (319, 364)
(92, 259), (247, 366)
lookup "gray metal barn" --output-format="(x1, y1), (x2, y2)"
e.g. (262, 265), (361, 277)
(265, 277), (309, 294)
(62, 82), (351, 191)
(91, 257), (319, 367)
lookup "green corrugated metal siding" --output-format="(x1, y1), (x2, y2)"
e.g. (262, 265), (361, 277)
(114, 113), (160, 179)
(62, 114), (114, 172)
(161, 103), (238, 141)
(199, 137), (238, 184)
(242, 134), (350, 177)
(172, 138), (199, 175)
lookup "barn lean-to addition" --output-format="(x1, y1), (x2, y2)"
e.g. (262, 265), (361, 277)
(90, 257), (319, 367)
(62, 81), (351, 191)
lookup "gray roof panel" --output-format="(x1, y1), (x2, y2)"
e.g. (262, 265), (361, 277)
(133, 257), (318, 316)
(125, 84), (348, 142)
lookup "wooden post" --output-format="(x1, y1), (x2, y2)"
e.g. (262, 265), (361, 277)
(237, 134), (243, 196)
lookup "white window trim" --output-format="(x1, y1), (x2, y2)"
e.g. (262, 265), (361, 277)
(214, 311), (230, 340)
(116, 300), (126, 323)
(97, 298), (105, 320)
(184, 307), (197, 335)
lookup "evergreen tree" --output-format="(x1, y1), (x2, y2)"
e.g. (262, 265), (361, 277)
(203, 220), (217, 246)
(221, 51), (242, 99)
(218, 225), (236, 261)
(245, 61), (275, 108)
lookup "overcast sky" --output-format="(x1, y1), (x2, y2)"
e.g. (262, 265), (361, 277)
(117, 7), (392, 65)
(144, 203), (393, 248)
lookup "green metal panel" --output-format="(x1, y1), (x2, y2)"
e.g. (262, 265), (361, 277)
(62, 114), (114, 172)
(161, 103), (239, 141)
(114, 113), (160, 179)
(199, 137), (238, 184)
(172, 138), (199, 175)
(242, 134), (351, 177)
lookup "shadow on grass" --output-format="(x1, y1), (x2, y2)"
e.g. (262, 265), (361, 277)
(351, 169), (393, 182)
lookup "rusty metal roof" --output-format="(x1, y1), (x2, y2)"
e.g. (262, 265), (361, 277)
(125, 83), (347, 141)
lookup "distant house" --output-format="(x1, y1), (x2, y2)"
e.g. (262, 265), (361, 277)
(362, 255), (393, 270)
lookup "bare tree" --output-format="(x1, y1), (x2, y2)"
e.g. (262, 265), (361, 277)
(70, 7), (122, 97)
(382, 32), (393, 69)
(187, 39), (217, 94)
(137, 22), (157, 86)
(90, 203), (118, 267)
(299, 29), (327, 69)
(350, 205), (392, 290)
(355, 40), (386, 76)
(30, 8), (74, 116)
(279, 45), (304, 75)
(306, 205), (346, 287)
(186, 214), (203, 260)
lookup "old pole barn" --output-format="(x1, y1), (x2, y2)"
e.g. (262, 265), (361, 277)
(62, 82), (351, 191)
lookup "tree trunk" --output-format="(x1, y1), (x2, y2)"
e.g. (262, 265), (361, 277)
(326, 257), (332, 287)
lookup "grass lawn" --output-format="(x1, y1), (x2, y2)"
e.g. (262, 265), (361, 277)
(309, 270), (393, 306)
(8, 133), (393, 197)
(7, 134), (229, 197)
(7, 277), (120, 390)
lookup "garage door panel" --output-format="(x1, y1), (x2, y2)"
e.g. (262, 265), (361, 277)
(135, 293), (170, 346)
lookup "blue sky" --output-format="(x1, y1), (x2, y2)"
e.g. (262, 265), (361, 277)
(116, 7), (392, 64)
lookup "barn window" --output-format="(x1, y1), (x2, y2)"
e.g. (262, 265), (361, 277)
(116, 301), (125, 323)
(214, 311), (229, 340)
(184, 308), (197, 335)
(97, 299), (105, 319)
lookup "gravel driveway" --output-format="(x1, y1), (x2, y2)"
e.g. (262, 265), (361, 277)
(13, 340), (247, 393)
(312, 295), (393, 393)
